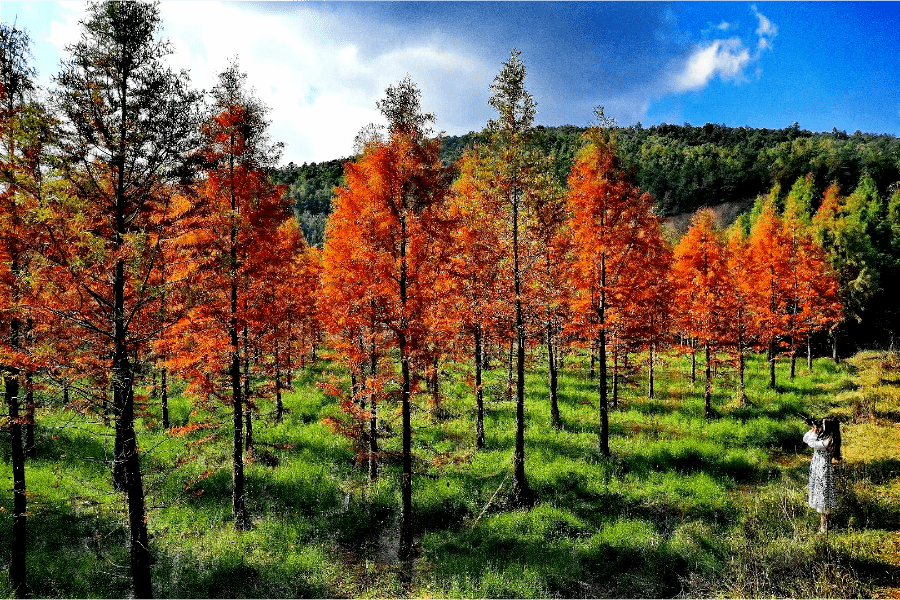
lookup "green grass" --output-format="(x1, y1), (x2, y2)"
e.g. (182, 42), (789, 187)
(2, 349), (899, 597)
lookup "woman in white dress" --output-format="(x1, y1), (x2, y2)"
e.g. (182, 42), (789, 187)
(803, 416), (842, 532)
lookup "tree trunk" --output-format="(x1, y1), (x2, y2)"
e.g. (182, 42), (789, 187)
(6, 371), (27, 599)
(648, 345), (655, 400)
(598, 327), (610, 457)
(475, 326), (485, 449)
(768, 338), (777, 390)
(243, 327), (253, 453)
(23, 369), (35, 458)
(790, 352), (797, 380)
(506, 338), (514, 392)
(368, 337), (378, 481)
(230, 192), (250, 529)
(704, 342), (713, 419)
(398, 216), (414, 560)
(547, 322), (561, 430)
(244, 403), (254, 453)
(120, 369), (152, 599)
(690, 338), (697, 383)
(160, 368), (169, 430)
(275, 361), (283, 423)
(611, 343), (619, 409)
(831, 330), (840, 364)
(807, 333), (813, 371)
(510, 190), (535, 508)
(737, 342), (746, 405)
(589, 339), (596, 380)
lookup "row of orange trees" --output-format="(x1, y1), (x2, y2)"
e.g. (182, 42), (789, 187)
(316, 54), (842, 560)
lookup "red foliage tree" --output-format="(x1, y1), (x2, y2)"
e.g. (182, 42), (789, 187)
(745, 201), (794, 389)
(162, 62), (289, 530)
(320, 76), (450, 559)
(566, 128), (666, 454)
(673, 209), (735, 418)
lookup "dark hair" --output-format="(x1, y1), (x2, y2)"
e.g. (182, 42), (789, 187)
(819, 417), (842, 461)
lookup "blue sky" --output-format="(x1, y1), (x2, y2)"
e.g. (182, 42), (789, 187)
(2, 1), (898, 165)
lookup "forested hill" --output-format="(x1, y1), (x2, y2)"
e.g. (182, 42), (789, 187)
(273, 123), (900, 244)
(442, 123), (900, 216)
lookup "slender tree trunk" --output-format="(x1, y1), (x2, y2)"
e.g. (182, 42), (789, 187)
(230, 152), (250, 530)
(510, 190), (535, 507)
(431, 355), (440, 401)
(598, 327), (610, 457)
(589, 339), (596, 380)
(807, 333), (813, 371)
(275, 357), (283, 423)
(611, 343), (619, 409)
(160, 368), (169, 430)
(6, 371), (27, 599)
(507, 338), (514, 392)
(598, 253), (610, 457)
(768, 338), (777, 390)
(243, 327), (253, 453)
(704, 342), (713, 419)
(648, 345), (655, 400)
(547, 322), (561, 429)
(114, 267), (152, 597)
(398, 216), (415, 560)
(690, 338), (697, 383)
(831, 330), (840, 364)
(23, 369), (35, 459)
(475, 326), (485, 449)
(244, 403), (254, 453)
(368, 335), (378, 481)
(737, 341), (746, 405)
(790, 351), (797, 380)
(120, 366), (152, 598)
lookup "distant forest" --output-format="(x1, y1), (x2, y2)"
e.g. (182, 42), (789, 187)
(273, 123), (900, 245)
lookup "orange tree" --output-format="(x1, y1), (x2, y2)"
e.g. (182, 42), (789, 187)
(725, 226), (758, 402)
(162, 62), (288, 530)
(745, 201), (794, 389)
(320, 76), (450, 560)
(566, 126), (665, 455)
(672, 209), (735, 418)
(0, 21), (45, 598)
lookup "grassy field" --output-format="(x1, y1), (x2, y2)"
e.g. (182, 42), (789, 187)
(2, 348), (899, 598)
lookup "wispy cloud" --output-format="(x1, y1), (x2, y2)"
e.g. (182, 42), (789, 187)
(752, 4), (778, 51)
(671, 38), (751, 92)
(667, 5), (776, 93)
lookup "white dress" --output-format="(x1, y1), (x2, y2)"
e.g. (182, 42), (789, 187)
(803, 430), (837, 513)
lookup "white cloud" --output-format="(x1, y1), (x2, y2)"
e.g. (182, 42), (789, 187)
(46, 1), (85, 51)
(155, 2), (490, 163)
(671, 38), (750, 92)
(752, 5), (778, 38)
(666, 5), (776, 95)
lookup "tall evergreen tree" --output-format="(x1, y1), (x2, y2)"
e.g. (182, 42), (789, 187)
(48, 2), (201, 595)
(0, 21), (38, 599)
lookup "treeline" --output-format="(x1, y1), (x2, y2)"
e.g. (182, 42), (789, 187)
(442, 122), (900, 217)
(277, 123), (899, 248)
(271, 158), (346, 246)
